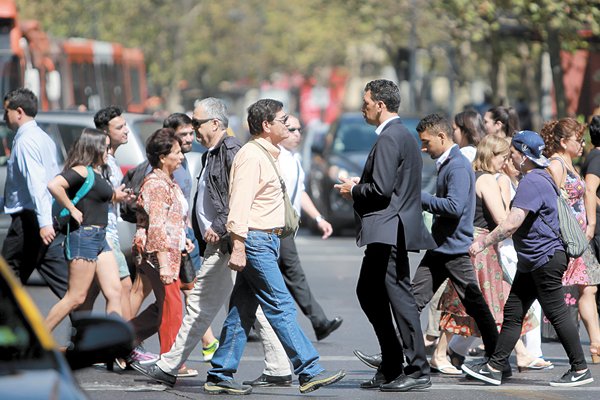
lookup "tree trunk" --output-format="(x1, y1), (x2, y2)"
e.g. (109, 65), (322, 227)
(547, 29), (567, 118)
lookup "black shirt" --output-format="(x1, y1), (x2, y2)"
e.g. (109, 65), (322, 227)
(581, 148), (600, 235)
(61, 168), (113, 228)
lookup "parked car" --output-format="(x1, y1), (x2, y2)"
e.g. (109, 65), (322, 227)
(0, 111), (163, 256)
(0, 256), (133, 399)
(306, 112), (437, 234)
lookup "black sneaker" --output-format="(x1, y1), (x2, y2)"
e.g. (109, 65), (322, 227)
(130, 362), (176, 388)
(461, 362), (502, 385)
(549, 368), (594, 387)
(299, 370), (346, 393)
(204, 378), (252, 395)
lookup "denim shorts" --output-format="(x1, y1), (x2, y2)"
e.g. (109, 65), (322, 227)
(66, 225), (111, 261)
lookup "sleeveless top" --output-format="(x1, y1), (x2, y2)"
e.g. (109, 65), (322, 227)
(474, 171), (497, 230)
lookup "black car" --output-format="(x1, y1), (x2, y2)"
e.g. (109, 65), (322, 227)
(307, 112), (436, 234)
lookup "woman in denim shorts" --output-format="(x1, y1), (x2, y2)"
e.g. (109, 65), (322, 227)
(45, 128), (122, 331)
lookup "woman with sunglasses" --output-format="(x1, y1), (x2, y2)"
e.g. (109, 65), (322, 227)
(541, 118), (600, 363)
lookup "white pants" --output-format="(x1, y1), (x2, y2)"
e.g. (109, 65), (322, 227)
(254, 306), (293, 376)
(157, 243), (234, 374)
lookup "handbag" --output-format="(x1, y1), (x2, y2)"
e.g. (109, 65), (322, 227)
(52, 166), (95, 234)
(179, 251), (197, 290)
(249, 140), (299, 238)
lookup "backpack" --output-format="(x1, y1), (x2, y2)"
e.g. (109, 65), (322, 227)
(120, 160), (150, 223)
(539, 178), (587, 258)
(52, 166), (95, 233)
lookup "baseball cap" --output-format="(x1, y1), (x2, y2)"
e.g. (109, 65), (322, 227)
(511, 130), (549, 167)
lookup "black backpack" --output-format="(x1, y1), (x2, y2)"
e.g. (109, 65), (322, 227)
(120, 160), (150, 223)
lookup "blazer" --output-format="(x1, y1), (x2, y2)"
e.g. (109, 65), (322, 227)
(352, 118), (436, 251)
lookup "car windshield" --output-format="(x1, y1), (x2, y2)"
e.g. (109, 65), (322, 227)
(0, 277), (50, 367)
(332, 121), (377, 154)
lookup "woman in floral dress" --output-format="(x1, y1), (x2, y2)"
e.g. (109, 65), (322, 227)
(542, 118), (600, 363)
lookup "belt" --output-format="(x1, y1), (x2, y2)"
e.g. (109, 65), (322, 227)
(249, 227), (284, 236)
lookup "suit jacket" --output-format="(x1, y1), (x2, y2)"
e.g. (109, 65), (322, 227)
(352, 118), (436, 251)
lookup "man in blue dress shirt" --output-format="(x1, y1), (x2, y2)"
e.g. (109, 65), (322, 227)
(2, 88), (68, 298)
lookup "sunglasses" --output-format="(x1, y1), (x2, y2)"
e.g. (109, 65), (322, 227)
(192, 118), (214, 130)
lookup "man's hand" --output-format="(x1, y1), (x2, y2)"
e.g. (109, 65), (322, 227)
(228, 247), (246, 272)
(334, 176), (359, 200)
(39, 225), (56, 246)
(204, 227), (220, 244)
(113, 184), (136, 203)
(317, 219), (333, 239)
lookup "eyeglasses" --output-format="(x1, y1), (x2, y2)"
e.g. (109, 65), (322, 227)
(287, 127), (302, 134)
(568, 137), (585, 146)
(272, 115), (289, 126)
(192, 118), (214, 130)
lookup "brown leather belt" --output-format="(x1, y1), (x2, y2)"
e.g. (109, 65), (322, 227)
(249, 227), (284, 236)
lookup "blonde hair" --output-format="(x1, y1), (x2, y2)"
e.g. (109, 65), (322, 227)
(473, 135), (510, 172)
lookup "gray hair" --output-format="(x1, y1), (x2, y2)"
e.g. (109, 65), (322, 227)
(195, 97), (229, 129)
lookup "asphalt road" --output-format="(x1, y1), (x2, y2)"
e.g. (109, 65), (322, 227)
(26, 231), (600, 399)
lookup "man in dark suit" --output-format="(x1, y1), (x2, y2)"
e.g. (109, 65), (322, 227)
(335, 79), (436, 392)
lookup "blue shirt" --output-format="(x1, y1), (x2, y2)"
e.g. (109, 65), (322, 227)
(172, 157), (192, 205)
(3, 120), (60, 228)
(511, 168), (563, 272)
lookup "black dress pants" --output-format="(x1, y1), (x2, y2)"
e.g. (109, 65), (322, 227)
(356, 242), (429, 380)
(412, 250), (499, 358)
(1, 210), (68, 299)
(278, 235), (329, 332)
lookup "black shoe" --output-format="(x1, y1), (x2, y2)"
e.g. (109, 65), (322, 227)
(360, 371), (389, 389)
(130, 362), (176, 388)
(549, 368), (594, 387)
(315, 317), (343, 341)
(461, 362), (502, 385)
(204, 377), (252, 395)
(379, 375), (432, 392)
(448, 348), (465, 369)
(299, 369), (346, 393)
(353, 349), (382, 370)
(242, 373), (293, 387)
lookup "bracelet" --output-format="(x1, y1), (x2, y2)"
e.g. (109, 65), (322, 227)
(315, 215), (324, 223)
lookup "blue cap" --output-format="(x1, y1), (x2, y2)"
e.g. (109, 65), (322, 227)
(511, 130), (549, 167)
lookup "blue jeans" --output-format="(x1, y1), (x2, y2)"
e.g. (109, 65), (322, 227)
(207, 231), (323, 381)
(65, 225), (110, 261)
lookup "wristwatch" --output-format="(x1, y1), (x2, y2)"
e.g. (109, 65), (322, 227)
(315, 215), (324, 223)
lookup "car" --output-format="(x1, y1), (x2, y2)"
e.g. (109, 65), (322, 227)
(0, 256), (133, 399)
(306, 112), (437, 234)
(0, 111), (163, 253)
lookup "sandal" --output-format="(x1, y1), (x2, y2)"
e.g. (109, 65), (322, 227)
(517, 357), (554, 372)
(447, 348), (465, 369)
(177, 365), (199, 377)
(430, 362), (462, 375)
(591, 343), (600, 364)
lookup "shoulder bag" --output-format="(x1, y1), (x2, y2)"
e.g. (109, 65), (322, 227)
(249, 140), (299, 238)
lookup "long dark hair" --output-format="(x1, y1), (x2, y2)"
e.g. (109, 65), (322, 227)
(487, 106), (520, 137)
(455, 110), (485, 146)
(63, 128), (108, 173)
